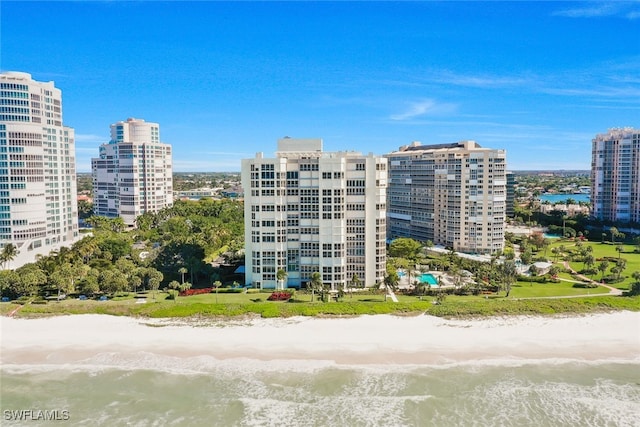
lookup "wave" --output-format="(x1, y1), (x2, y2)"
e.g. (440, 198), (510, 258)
(2, 350), (639, 377)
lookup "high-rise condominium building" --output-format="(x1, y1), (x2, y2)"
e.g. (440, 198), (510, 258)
(591, 128), (640, 223)
(92, 118), (173, 227)
(241, 138), (387, 290)
(0, 71), (79, 269)
(505, 171), (516, 218)
(386, 141), (506, 254)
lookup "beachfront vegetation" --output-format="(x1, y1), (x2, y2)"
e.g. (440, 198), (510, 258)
(1, 290), (637, 319)
(2, 196), (639, 319)
(0, 199), (244, 302)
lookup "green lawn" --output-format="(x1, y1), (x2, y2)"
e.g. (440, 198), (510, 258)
(509, 281), (609, 298)
(547, 239), (640, 291)
(3, 283), (638, 319)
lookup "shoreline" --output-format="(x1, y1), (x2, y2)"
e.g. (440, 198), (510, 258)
(2, 311), (639, 368)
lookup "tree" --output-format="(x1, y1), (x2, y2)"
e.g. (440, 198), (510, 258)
(597, 261), (609, 281)
(178, 267), (188, 284)
(584, 254), (595, 274)
(168, 280), (181, 302)
(500, 260), (518, 297)
(147, 269), (163, 299)
(213, 280), (222, 303)
(631, 271), (640, 295)
(276, 268), (287, 290)
(616, 245), (625, 259)
(12, 264), (47, 297)
(389, 238), (424, 285)
(0, 243), (19, 270)
(50, 263), (81, 299)
(609, 227), (619, 244)
(349, 273), (361, 298)
(309, 272), (322, 302)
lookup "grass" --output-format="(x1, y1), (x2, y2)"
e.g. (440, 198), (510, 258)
(547, 239), (640, 290)
(3, 288), (638, 319)
(510, 281), (610, 298)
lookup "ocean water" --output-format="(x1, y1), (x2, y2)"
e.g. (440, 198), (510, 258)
(538, 194), (590, 204)
(2, 354), (639, 427)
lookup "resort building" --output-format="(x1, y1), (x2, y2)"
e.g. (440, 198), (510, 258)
(590, 128), (640, 223)
(386, 141), (506, 255)
(241, 138), (387, 290)
(92, 118), (173, 227)
(0, 71), (79, 268)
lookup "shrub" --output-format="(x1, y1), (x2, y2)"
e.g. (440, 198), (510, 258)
(179, 287), (213, 296)
(517, 274), (548, 283)
(572, 283), (598, 289)
(267, 291), (292, 301)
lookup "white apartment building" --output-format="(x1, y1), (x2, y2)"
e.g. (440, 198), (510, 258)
(92, 118), (173, 227)
(591, 128), (640, 223)
(386, 141), (506, 255)
(241, 138), (387, 290)
(0, 71), (79, 269)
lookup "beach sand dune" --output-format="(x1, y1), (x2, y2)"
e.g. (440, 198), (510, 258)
(1, 312), (639, 366)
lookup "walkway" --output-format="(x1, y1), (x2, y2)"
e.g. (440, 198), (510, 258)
(387, 289), (399, 302)
(562, 261), (623, 296)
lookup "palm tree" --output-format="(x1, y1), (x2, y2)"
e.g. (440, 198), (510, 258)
(309, 272), (322, 302)
(276, 268), (287, 290)
(616, 245), (624, 259)
(597, 261), (609, 282)
(0, 243), (18, 270)
(178, 267), (188, 284)
(349, 273), (361, 298)
(168, 280), (181, 302)
(213, 280), (222, 303)
(500, 260), (518, 297)
(609, 227), (619, 245)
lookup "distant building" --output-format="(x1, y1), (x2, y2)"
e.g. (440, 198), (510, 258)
(538, 203), (590, 217)
(590, 128), (640, 223)
(92, 118), (173, 227)
(0, 71), (80, 269)
(241, 138), (387, 290)
(506, 171), (515, 217)
(386, 141), (506, 255)
(175, 188), (219, 200)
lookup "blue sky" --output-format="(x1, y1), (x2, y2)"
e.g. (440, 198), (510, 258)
(2, 1), (639, 172)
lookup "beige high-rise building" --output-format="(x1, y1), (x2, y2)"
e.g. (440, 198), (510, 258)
(241, 138), (387, 290)
(92, 118), (173, 227)
(0, 71), (79, 269)
(591, 128), (640, 223)
(386, 141), (506, 255)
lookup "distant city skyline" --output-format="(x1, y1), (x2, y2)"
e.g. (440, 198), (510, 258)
(2, 1), (638, 172)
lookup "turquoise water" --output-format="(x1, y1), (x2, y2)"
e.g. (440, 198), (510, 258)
(397, 271), (406, 277)
(419, 273), (438, 285)
(2, 358), (638, 426)
(538, 194), (590, 204)
(544, 233), (562, 239)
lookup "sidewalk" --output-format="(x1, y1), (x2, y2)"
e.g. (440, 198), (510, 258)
(562, 261), (622, 296)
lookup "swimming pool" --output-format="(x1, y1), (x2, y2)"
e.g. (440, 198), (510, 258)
(419, 273), (438, 285)
(397, 271), (406, 277)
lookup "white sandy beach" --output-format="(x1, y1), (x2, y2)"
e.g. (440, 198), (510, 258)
(1, 312), (639, 366)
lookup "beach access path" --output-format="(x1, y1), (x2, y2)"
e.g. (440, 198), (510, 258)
(562, 261), (623, 296)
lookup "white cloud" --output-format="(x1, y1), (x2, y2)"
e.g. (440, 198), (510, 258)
(74, 134), (105, 143)
(389, 99), (457, 121)
(553, 2), (640, 19)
